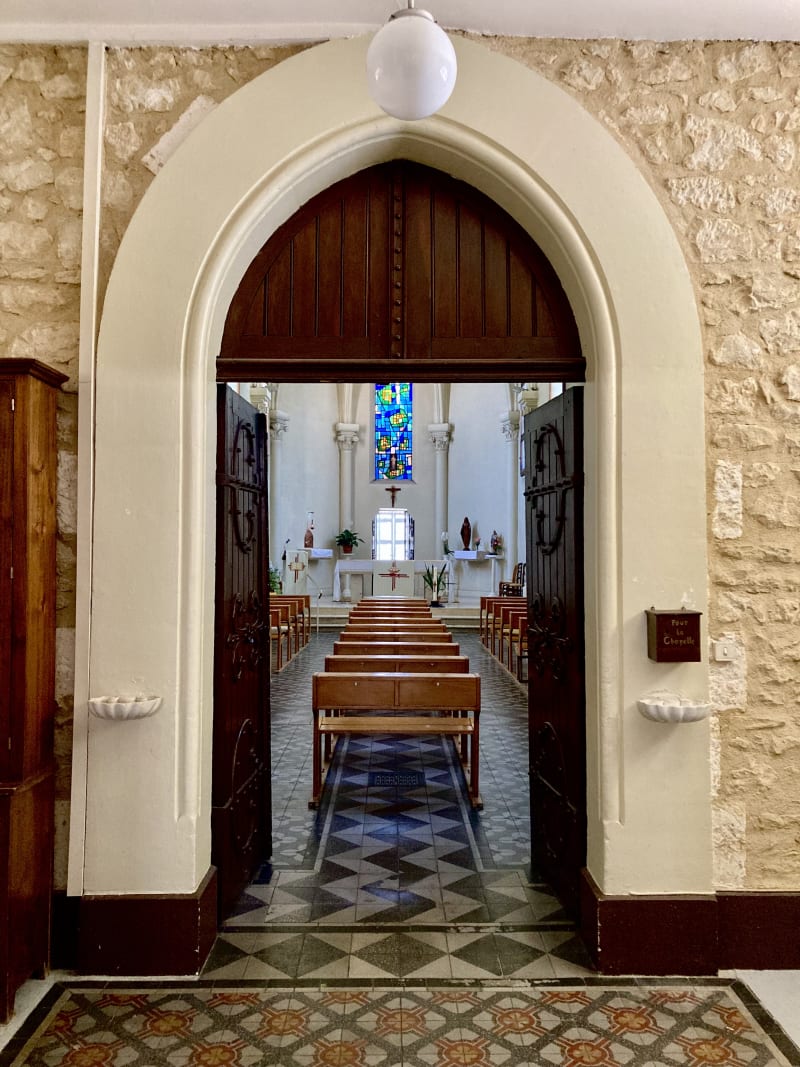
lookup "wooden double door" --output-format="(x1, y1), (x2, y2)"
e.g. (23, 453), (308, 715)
(211, 384), (586, 923)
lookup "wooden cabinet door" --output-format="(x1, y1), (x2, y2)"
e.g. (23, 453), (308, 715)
(0, 380), (12, 781)
(212, 386), (271, 919)
(524, 388), (585, 917)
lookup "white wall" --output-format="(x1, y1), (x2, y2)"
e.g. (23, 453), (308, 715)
(278, 382), (513, 570)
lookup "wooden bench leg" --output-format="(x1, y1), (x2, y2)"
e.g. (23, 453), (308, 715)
(470, 710), (482, 809)
(310, 708), (321, 808)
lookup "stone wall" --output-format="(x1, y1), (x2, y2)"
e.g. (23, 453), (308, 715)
(2, 37), (799, 891)
(482, 38), (800, 889)
(0, 45), (86, 887)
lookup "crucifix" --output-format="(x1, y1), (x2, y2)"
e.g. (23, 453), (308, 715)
(385, 485), (401, 507)
(379, 561), (410, 591)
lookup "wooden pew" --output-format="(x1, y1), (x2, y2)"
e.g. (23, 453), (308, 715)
(352, 608), (434, 618)
(493, 600), (526, 659)
(270, 604), (291, 670)
(351, 604), (432, 615)
(509, 611), (528, 681)
(337, 630), (453, 644)
(358, 598), (428, 606)
(480, 595), (524, 646)
(270, 594), (310, 653)
(487, 596), (526, 654)
(324, 654), (470, 674)
(341, 622), (448, 634)
(310, 672), (481, 809)
(333, 640), (461, 657)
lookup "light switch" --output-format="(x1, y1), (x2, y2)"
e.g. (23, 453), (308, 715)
(712, 640), (735, 662)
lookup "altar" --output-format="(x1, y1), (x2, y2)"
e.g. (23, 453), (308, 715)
(333, 559), (449, 602)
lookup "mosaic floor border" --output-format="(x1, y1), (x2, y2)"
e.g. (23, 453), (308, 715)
(6, 978), (799, 1067)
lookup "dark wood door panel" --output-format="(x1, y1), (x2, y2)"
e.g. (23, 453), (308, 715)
(0, 380), (13, 780)
(525, 387), (585, 917)
(213, 386), (271, 919)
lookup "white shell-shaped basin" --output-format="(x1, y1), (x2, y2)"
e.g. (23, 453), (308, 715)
(637, 695), (712, 723)
(88, 695), (162, 721)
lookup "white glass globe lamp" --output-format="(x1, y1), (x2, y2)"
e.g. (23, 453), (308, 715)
(366, 2), (457, 120)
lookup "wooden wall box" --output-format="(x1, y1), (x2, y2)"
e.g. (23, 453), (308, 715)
(645, 608), (702, 663)
(0, 358), (66, 1022)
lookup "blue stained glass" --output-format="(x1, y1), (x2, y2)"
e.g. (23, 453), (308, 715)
(375, 382), (412, 480)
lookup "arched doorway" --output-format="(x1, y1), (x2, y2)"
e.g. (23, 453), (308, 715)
(212, 160), (586, 918)
(72, 35), (710, 976)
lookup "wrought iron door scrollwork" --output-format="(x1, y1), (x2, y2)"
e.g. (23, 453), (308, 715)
(229, 487), (257, 553)
(529, 595), (571, 682)
(226, 590), (266, 681)
(231, 419), (258, 482)
(530, 421), (571, 555)
(230, 720), (263, 855)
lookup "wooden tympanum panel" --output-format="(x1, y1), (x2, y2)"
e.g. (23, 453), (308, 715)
(218, 161), (583, 383)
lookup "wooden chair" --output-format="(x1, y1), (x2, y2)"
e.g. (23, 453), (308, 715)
(498, 561), (526, 597)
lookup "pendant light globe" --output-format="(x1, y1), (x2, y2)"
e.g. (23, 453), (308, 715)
(366, 5), (457, 120)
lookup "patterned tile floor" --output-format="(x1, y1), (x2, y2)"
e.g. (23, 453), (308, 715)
(5, 628), (800, 1065)
(7, 980), (800, 1066)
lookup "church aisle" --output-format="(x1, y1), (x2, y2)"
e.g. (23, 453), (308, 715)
(204, 630), (591, 981)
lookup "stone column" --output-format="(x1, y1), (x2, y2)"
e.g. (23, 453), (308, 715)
(336, 422), (360, 601)
(268, 410), (289, 568)
(428, 422), (452, 553)
(501, 411), (521, 582)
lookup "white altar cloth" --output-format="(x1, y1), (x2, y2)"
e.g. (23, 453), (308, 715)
(333, 559), (449, 601)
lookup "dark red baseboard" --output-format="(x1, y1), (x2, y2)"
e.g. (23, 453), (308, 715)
(581, 869), (800, 974)
(580, 869), (718, 975)
(717, 891), (800, 970)
(76, 867), (217, 976)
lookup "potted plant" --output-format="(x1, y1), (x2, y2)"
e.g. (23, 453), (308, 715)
(335, 529), (364, 554)
(422, 562), (448, 607)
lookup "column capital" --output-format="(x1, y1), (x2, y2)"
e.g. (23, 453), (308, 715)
(336, 422), (360, 451)
(269, 410), (290, 440)
(428, 422), (452, 451)
(501, 410), (520, 442)
(517, 385), (539, 417)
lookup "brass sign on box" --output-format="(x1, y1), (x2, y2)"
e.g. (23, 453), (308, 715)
(645, 608), (702, 663)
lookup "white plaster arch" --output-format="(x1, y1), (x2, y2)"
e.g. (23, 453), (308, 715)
(70, 35), (711, 900)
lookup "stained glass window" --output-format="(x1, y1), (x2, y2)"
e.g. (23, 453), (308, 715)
(374, 382), (412, 480)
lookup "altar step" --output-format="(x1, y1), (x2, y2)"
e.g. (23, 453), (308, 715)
(309, 601), (480, 631)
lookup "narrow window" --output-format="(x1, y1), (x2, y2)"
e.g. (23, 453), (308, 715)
(374, 382), (412, 480)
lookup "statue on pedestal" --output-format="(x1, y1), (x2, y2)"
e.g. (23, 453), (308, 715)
(460, 517), (471, 551)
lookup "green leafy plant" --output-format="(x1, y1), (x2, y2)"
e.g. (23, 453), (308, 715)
(268, 566), (282, 593)
(334, 529), (364, 548)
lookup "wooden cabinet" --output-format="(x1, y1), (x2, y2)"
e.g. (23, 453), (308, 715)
(0, 358), (66, 1022)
